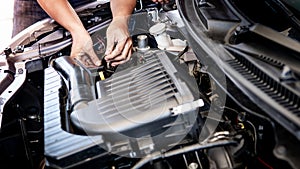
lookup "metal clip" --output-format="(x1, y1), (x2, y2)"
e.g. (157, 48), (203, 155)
(170, 99), (204, 116)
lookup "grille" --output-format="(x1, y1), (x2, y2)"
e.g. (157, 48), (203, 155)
(98, 54), (178, 119)
(226, 49), (300, 127)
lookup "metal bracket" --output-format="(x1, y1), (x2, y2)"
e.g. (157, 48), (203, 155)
(0, 62), (27, 129)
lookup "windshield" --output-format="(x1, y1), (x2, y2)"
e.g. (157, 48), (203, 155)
(230, 0), (300, 40)
(282, 0), (300, 12)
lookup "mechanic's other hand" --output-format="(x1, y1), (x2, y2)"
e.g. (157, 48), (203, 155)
(151, 0), (170, 4)
(70, 30), (101, 68)
(105, 16), (132, 67)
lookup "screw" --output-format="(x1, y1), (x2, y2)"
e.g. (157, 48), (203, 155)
(129, 151), (136, 158)
(18, 68), (24, 74)
(188, 162), (199, 169)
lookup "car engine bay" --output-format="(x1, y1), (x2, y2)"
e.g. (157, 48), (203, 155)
(0, 0), (300, 169)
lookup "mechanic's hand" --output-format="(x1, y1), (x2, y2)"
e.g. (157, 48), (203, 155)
(105, 16), (132, 67)
(70, 30), (102, 68)
(151, 0), (170, 4)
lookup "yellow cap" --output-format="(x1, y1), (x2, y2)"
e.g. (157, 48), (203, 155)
(99, 71), (105, 80)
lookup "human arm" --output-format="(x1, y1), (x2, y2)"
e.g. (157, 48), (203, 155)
(104, 0), (136, 66)
(37, 0), (101, 67)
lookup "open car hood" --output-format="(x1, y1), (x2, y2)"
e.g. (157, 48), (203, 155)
(177, 0), (300, 139)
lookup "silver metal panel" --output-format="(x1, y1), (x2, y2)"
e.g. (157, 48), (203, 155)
(44, 68), (104, 160)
